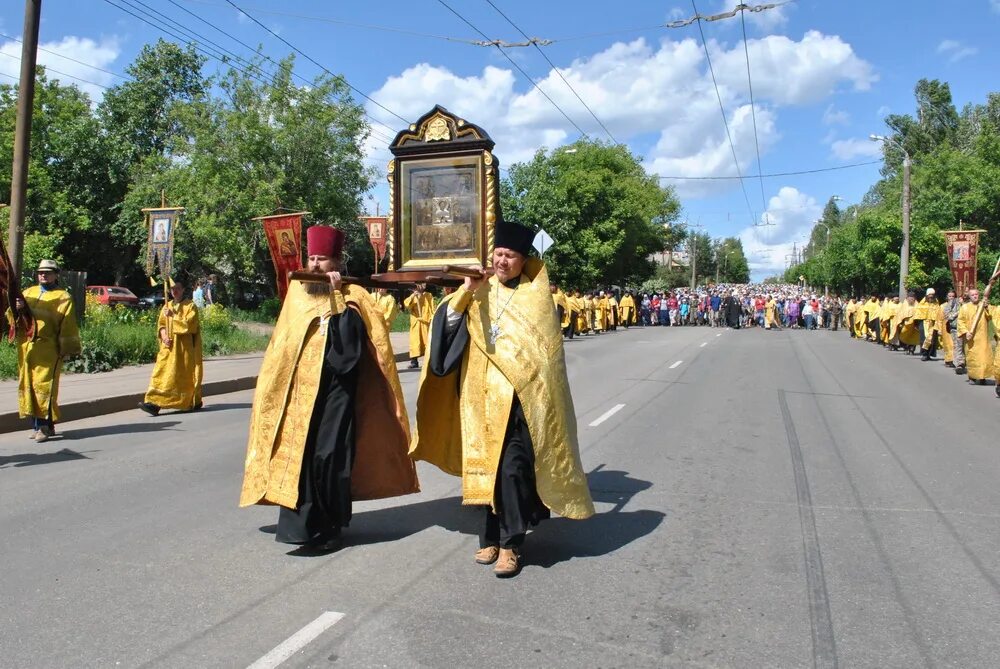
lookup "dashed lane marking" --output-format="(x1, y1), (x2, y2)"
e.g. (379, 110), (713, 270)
(669, 360), (683, 369)
(589, 403), (626, 427)
(700, 342), (707, 347)
(247, 611), (345, 669)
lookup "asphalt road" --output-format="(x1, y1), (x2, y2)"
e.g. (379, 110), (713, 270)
(3, 324), (1000, 668)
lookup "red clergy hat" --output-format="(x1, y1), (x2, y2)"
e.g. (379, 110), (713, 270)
(306, 225), (345, 259)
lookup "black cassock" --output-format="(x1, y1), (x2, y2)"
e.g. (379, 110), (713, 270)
(722, 297), (742, 328)
(276, 309), (366, 546)
(428, 296), (549, 549)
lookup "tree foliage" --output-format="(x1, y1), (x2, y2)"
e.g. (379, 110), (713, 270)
(501, 141), (681, 289)
(787, 79), (1000, 298)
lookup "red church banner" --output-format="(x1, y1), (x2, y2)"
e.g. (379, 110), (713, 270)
(943, 229), (985, 296)
(257, 212), (305, 300)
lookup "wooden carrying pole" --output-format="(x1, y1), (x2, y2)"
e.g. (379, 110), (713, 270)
(287, 271), (413, 290)
(969, 254), (1000, 335)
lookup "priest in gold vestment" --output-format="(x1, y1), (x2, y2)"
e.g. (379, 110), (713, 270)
(138, 279), (203, 415)
(13, 259), (81, 442)
(403, 284), (434, 369)
(240, 226), (419, 549)
(411, 219), (594, 578)
(374, 287), (398, 332)
(958, 287), (994, 385)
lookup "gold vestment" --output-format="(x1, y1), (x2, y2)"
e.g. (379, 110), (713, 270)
(144, 299), (203, 410)
(14, 286), (81, 421)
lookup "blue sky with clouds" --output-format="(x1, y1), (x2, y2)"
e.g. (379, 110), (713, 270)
(2, 0), (998, 278)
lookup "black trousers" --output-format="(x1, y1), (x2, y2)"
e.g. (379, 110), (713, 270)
(479, 400), (549, 549)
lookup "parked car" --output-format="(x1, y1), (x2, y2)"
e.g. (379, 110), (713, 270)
(87, 285), (139, 307)
(137, 292), (166, 310)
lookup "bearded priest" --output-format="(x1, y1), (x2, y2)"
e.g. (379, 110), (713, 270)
(411, 218), (594, 578)
(240, 225), (419, 550)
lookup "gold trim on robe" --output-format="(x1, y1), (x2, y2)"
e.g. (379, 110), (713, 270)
(240, 281), (419, 509)
(410, 259), (595, 520)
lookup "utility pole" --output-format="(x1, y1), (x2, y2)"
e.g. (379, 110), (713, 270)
(900, 152), (911, 301)
(8, 0), (42, 276)
(688, 223), (704, 290)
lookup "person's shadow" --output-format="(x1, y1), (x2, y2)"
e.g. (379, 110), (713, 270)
(271, 465), (664, 566)
(0, 448), (92, 469)
(61, 420), (183, 440)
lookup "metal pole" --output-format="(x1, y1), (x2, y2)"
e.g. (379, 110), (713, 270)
(899, 153), (911, 301)
(8, 0), (42, 276)
(690, 234), (697, 290)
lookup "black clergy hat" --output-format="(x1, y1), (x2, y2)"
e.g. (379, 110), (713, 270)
(494, 218), (536, 257)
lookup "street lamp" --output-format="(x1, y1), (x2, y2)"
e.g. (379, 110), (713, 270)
(870, 134), (911, 300)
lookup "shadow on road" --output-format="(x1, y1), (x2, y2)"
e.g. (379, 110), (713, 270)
(183, 402), (252, 414)
(314, 465), (663, 567)
(61, 420), (183, 440)
(0, 447), (91, 468)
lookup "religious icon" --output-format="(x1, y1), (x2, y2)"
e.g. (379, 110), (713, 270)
(153, 217), (171, 242)
(277, 229), (297, 257)
(369, 222), (382, 239)
(952, 240), (970, 262)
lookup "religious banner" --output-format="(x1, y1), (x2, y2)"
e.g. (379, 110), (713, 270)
(943, 229), (985, 296)
(361, 215), (388, 271)
(257, 212), (306, 300)
(143, 207), (183, 279)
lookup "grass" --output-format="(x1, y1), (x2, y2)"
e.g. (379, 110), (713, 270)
(0, 303), (271, 381)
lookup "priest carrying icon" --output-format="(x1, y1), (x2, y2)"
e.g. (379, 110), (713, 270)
(410, 218), (594, 578)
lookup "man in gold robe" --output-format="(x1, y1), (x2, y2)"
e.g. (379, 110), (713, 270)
(403, 284), (434, 369)
(138, 279), (203, 415)
(549, 283), (572, 339)
(919, 288), (941, 361)
(412, 219), (594, 578)
(957, 287), (993, 385)
(373, 287), (398, 332)
(764, 295), (778, 330)
(845, 298), (857, 337)
(896, 292), (921, 353)
(13, 259), (81, 442)
(885, 296), (901, 350)
(240, 226), (419, 550)
(607, 291), (619, 331)
(619, 291), (636, 329)
(594, 291), (608, 332)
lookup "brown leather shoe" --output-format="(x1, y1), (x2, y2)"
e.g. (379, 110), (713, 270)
(493, 548), (521, 578)
(475, 546), (499, 565)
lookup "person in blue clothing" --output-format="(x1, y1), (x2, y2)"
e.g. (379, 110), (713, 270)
(710, 292), (722, 327)
(679, 299), (690, 325)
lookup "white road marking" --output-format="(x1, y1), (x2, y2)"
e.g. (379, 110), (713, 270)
(669, 360), (683, 369)
(700, 342), (707, 347)
(716, 333), (722, 337)
(248, 611), (345, 669)
(589, 403), (626, 427)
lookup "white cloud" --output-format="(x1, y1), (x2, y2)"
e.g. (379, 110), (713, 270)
(822, 104), (849, 126)
(992, 0), (1000, 14)
(366, 32), (876, 195)
(937, 39), (977, 63)
(0, 35), (121, 101)
(739, 186), (821, 277)
(877, 105), (891, 117)
(830, 137), (883, 160)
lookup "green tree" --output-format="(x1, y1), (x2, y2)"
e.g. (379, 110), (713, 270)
(501, 140), (681, 289)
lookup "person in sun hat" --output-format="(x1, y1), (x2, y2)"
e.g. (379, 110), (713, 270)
(411, 218), (594, 578)
(240, 225), (419, 551)
(11, 259), (80, 442)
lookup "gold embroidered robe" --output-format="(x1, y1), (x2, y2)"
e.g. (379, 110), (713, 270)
(14, 286), (81, 421)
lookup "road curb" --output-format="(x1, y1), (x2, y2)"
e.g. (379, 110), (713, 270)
(0, 350), (411, 434)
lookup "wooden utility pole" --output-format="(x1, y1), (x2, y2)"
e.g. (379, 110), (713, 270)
(8, 0), (42, 276)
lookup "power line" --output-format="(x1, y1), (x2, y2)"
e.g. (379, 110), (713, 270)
(0, 51), (111, 89)
(691, 0), (755, 228)
(0, 31), (130, 80)
(739, 7), (768, 224)
(162, 0), (399, 141)
(224, 0), (410, 125)
(483, 0), (617, 144)
(655, 159), (881, 180)
(436, 0), (589, 139)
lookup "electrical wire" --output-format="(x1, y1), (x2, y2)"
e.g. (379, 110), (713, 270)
(436, 0), (589, 139)
(691, 0), (755, 227)
(739, 7), (768, 225)
(224, 0), (410, 125)
(0, 31), (130, 80)
(0, 51), (111, 89)
(655, 159), (881, 180)
(483, 0), (617, 144)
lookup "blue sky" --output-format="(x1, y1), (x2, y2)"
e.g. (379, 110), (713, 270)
(2, 0), (999, 279)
